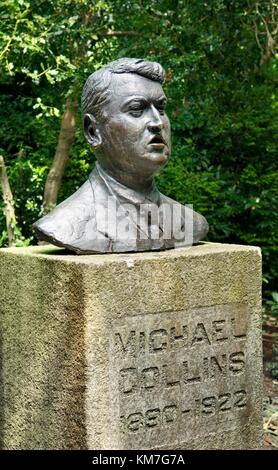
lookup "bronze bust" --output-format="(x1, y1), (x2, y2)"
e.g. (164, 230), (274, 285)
(33, 58), (208, 254)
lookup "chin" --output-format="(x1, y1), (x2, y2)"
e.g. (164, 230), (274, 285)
(144, 151), (169, 166)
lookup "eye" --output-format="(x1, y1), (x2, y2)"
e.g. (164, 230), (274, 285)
(157, 104), (166, 115)
(129, 108), (144, 117)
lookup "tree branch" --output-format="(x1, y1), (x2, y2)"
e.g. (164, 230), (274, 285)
(42, 99), (78, 214)
(101, 31), (141, 37)
(253, 0), (278, 67)
(0, 17), (19, 62)
(0, 155), (17, 246)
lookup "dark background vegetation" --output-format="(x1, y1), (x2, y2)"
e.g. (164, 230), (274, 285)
(0, 1), (277, 320)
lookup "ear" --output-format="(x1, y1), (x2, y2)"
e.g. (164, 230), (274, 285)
(83, 113), (102, 148)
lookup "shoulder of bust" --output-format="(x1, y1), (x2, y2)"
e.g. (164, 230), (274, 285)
(159, 193), (209, 243)
(32, 178), (96, 247)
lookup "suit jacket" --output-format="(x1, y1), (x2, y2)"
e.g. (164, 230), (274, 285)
(33, 163), (209, 254)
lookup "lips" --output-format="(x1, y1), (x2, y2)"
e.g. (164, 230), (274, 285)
(148, 134), (166, 148)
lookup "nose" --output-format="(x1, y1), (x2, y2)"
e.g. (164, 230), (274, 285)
(147, 105), (164, 133)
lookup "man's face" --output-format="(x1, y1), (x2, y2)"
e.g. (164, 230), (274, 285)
(94, 73), (171, 180)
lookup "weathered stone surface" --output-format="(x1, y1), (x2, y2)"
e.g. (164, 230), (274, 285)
(0, 243), (263, 449)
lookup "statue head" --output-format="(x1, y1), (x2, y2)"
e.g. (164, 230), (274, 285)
(81, 58), (171, 188)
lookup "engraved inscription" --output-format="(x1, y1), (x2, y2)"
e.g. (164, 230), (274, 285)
(109, 303), (250, 447)
(119, 351), (245, 394)
(113, 309), (247, 358)
(120, 389), (247, 433)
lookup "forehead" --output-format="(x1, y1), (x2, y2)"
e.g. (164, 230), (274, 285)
(106, 73), (166, 106)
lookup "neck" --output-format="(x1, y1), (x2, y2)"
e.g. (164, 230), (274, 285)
(97, 163), (154, 192)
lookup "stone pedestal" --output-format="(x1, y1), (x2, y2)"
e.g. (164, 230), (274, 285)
(0, 243), (263, 449)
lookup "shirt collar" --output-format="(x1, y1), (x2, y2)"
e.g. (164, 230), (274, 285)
(94, 162), (161, 206)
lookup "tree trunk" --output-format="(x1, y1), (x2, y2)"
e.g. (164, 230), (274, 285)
(42, 98), (78, 214)
(0, 155), (17, 246)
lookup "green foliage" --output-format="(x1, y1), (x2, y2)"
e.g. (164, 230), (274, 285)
(266, 344), (278, 379)
(266, 292), (278, 320)
(0, 0), (277, 295)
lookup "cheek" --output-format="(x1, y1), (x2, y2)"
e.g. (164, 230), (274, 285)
(106, 118), (142, 146)
(104, 121), (125, 147)
(164, 116), (171, 133)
